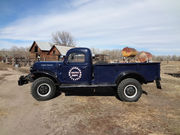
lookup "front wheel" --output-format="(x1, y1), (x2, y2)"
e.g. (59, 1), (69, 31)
(117, 78), (142, 102)
(31, 77), (56, 101)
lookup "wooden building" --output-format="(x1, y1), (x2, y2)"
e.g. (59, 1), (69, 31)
(29, 41), (52, 61)
(47, 45), (73, 61)
(29, 41), (74, 61)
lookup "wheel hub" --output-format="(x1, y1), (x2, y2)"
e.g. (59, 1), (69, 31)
(37, 83), (51, 97)
(125, 86), (136, 96)
(124, 85), (138, 98)
(39, 85), (49, 95)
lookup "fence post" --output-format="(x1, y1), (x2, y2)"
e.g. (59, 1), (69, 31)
(5, 56), (8, 63)
(12, 57), (15, 66)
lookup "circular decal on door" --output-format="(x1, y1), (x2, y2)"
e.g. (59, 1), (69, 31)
(68, 67), (82, 81)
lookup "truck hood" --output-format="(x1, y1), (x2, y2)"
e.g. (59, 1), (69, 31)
(31, 61), (63, 72)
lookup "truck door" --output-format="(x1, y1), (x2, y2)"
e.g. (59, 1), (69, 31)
(61, 51), (92, 84)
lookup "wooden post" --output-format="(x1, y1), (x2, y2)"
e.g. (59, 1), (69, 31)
(5, 56), (8, 63)
(12, 57), (15, 66)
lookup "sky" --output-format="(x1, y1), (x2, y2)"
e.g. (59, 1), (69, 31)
(0, 0), (180, 55)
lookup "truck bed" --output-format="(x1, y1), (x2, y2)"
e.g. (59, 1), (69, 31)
(93, 62), (160, 84)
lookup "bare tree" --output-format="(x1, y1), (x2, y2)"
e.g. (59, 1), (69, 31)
(52, 31), (75, 46)
(91, 48), (100, 54)
(0, 49), (9, 57)
(0, 46), (29, 58)
(102, 49), (122, 60)
(152, 55), (180, 61)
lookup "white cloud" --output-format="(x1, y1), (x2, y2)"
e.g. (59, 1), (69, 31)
(0, 40), (30, 49)
(0, 0), (180, 55)
(70, 0), (92, 7)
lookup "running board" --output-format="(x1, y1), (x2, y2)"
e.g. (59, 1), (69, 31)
(59, 84), (116, 88)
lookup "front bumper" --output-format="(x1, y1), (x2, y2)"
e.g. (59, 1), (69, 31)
(18, 74), (33, 86)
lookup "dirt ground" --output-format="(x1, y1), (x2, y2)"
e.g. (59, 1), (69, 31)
(0, 62), (180, 135)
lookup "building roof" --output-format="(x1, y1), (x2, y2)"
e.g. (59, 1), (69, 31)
(53, 45), (74, 55)
(35, 41), (52, 51)
(29, 41), (52, 51)
(29, 41), (74, 55)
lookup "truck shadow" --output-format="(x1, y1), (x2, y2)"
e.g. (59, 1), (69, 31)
(62, 87), (116, 96)
(165, 73), (180, 78)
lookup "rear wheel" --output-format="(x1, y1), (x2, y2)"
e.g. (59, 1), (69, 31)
(31, 77), (56, 101)
(117, 78), (142, 102)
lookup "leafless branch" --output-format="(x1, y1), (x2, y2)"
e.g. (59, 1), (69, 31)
(52, 31), (75, 46)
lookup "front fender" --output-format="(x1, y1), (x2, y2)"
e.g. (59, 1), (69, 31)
(32, 71), (60, 84)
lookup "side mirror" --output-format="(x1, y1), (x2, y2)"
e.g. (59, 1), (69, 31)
(63, 59), (69, 65)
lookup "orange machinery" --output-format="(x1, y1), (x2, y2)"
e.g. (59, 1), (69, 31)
(121, 47), (138, 57)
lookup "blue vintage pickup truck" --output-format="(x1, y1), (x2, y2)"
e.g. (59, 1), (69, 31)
(18, 47), (161, 102)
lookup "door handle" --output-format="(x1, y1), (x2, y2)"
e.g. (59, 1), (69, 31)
(81, 67), (87, 70)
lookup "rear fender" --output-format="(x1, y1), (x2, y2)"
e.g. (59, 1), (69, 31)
(115, 71), (146, 85)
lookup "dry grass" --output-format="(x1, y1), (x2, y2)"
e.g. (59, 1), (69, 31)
(161, 61), (180, 73)
(16, 67), (30, 73)
(0, 109), (8, 117)
(0, 61), (180, 135)
(0, 63), (13, 70)
(0, 62), (30, 73)
(53, 61), (180, 135)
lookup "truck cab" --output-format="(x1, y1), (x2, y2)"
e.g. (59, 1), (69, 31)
(18, 47), (161, 102)
(59, 48), (92, 84)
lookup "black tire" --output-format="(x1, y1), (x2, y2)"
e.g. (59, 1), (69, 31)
(117, 78), (142, 102)
(31, 77), (56, 101)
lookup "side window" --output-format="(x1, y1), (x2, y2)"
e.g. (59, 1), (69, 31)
(34, 46), (38, 52)
(68, 53), (85, 63)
